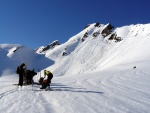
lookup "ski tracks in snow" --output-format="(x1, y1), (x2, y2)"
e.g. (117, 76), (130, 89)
(0, 88), (17, 100)
(0, 67), (150, 113)
(51, 66), (150, 113)
(99, 69), (150, 113)
(64, 67), (150, 113)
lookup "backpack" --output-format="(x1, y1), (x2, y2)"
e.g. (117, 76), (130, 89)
(43, 80), (47, 84)
(39, 77), (44, 85)
(16, 66), (20, 74)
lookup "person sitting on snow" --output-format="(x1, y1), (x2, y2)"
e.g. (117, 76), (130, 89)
(40, 70), (53, 90)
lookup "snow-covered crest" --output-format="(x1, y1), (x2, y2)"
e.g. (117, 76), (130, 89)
(1, 23), (150, 76)
(1, 23), (150, 113)
(44, 23), (150, 76)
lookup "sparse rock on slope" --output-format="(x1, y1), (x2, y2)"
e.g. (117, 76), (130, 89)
(1, 23), (150, 113)
(42, 23), (150, 76)
(35, 40), (61, 53)
(1, 23), (150, 77)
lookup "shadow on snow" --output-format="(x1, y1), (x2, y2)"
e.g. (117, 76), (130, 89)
(51, 83), (104, 94)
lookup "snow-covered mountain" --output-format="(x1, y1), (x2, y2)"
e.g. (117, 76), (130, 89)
(38, 23), (150, 76)
(0, 44), (54, 76)
(2, 23), (149, 77)
(1, 23), (150, 113)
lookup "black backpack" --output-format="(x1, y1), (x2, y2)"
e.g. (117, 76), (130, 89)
(16, 66), (20, 74)
(39, 77), (44, 85)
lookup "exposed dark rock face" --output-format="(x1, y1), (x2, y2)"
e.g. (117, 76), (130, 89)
(109, 33), (122, 42)
(35, 40), (60, 53)
(101, 24), (114, 37)
(109, 33), (116, 40)
(93, 32), (100, 37)
(43, 40), (60, 51)
(82, 32), (89, 42)
(81, 23), (122, 43)
(94, 22), (101, 27)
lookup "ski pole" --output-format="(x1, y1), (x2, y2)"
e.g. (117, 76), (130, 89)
(37, 69), (40, 82)
(32, 81), (33, 90)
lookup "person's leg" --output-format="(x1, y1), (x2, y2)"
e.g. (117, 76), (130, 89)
(45, 80), (51, 90)
(18, 74), (22, 86)
(18, 74), (23, 90)
(20, 75), (23, 86)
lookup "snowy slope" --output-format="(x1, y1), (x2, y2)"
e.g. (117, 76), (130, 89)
(0, 64), (150, 113)
(0, 23), (150, 113)
(44, 23), (150, 76)
(0, 44), (54, 76)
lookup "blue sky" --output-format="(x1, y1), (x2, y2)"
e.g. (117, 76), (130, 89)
(0, 0), (150, 49)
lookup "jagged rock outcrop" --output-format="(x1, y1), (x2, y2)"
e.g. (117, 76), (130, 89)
(101, 23), (114, 37)
(94, 22), (101, 27)
(108, 33), (122, 42)
(82, 32), (88, 42)
(35, 40), (60, 53)
(81, 22), (122, 43)
(93, 32), (100, 37)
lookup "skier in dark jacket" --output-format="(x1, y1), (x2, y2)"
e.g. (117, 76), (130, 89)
(40, 70), (53, 90)
(18, 63), (26, 89)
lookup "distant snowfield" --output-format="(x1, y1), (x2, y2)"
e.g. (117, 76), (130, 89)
(1, 23), (150, 113)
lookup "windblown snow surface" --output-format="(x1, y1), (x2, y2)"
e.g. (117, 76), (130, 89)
(0, 23), (150, 113)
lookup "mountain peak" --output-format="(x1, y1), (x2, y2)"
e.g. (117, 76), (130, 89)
(35, 40), (61, 53)
(1, 23), (150, 76)
(43, 23), (150, 76)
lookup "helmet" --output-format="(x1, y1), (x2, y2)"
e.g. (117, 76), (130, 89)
(22, 63), (27, 66)
(21, 63), (25, 66)
(44, 70), (51, 75)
